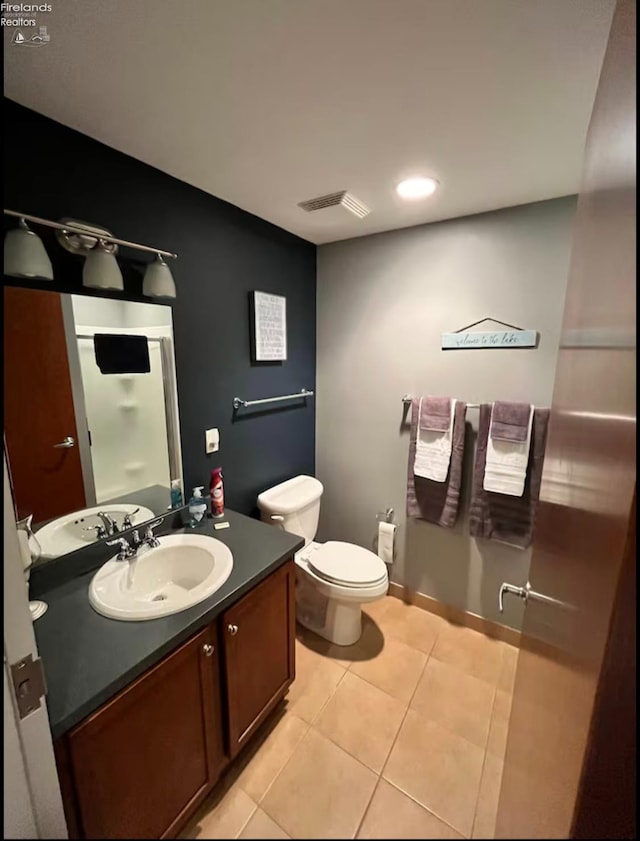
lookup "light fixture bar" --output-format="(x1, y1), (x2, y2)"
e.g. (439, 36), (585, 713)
(3, 209), (178, 260)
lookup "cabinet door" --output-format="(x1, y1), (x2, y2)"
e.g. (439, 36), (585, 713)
(222, 561), (295, 757)
(67, 625), (224, 839)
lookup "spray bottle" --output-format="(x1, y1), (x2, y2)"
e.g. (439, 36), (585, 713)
(210, 468), (225, 518)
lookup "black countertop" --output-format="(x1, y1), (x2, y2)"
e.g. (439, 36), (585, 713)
(34, 509), (303, 739)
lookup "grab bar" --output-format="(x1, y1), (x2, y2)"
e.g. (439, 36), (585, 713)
(233, 389), (314, 410)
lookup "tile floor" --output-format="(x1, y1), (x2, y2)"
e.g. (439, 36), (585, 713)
(180, 595), (518, 840)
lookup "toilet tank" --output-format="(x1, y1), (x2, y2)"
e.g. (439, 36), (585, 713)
(257, 475), (323, 546)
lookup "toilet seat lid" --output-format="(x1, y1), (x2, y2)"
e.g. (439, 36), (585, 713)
(308, 541), (387, 586)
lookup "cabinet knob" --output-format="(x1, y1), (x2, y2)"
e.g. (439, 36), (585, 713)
(202, 644), (215, 657)
(227, 623), (238, 636)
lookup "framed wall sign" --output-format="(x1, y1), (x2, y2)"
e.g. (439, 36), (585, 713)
(250, 291), (287, 362)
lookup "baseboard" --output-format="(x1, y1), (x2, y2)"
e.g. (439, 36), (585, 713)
(388, 582), (521, 648)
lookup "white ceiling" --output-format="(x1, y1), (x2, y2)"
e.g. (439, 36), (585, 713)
(4, 0), (614, 244)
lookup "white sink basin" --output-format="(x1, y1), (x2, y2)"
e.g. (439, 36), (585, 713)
(35, 503), (155, 559)
(88, 534), (233, 621)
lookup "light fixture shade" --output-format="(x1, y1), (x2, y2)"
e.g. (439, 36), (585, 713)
(83, 241), (124, 291)
(3, 219), (54, 280)
(143, 255), (176, 298)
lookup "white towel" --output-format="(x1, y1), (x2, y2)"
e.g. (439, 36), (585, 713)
(414, 398), (456, 482)
(483, 403), (534, 496)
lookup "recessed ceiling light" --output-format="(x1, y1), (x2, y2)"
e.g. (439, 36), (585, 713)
(396, 176), (439, 200)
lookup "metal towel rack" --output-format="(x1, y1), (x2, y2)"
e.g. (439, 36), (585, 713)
(402, 394), (480, 408)
(233, 388), (314, 410)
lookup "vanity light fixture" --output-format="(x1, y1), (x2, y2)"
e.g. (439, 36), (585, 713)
(396, 176), (439, 200)
(3, 209), (178, 296)
(3, 217), (54, 280)
(143, 254), (176, 299)
(83, 239), (125, 291)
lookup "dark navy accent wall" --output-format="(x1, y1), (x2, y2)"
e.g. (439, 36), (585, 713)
(3, 99), (317, 515)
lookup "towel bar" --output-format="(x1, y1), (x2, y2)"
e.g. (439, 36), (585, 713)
(233, 389), (314, 410)
(402, 394), (480, 408)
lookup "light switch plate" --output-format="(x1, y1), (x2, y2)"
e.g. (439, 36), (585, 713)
(205, 428), (219, 454)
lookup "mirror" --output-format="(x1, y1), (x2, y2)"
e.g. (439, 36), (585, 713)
(3, 286), (183, 562)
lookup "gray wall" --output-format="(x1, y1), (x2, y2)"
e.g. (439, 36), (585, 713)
(316, 197), (576, 630)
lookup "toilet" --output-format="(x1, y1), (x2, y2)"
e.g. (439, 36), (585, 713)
(257, 475), (388, 646)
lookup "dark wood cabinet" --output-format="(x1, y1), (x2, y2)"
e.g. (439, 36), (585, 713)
(222, 560), (296, 756)
(63, 625), (223, 839)
(55, 560), (295, 839)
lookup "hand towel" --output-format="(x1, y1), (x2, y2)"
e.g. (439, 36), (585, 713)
(94, 334), (150, 374)
(470, 404), (550, 548)
(483, 403), (534, 497)
(423, 396), (452, 432)
(490, 401), (532, 442)
(407, 399), (467, 527)
(414, 397), (456, 482)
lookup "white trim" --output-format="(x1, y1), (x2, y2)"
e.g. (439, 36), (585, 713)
(4, 453), (68, 839)
(4, 662), (38, 839)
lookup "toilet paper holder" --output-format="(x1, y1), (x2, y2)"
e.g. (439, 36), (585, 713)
(374, 508), (397, 564)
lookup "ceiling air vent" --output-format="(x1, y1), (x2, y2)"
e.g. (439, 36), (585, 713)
(298, 191), (370, 219)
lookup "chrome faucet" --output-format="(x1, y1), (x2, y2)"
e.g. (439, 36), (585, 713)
(97, 511), (119, 535)
(106, 517), (164, 560)
(85, 508), (141, 541)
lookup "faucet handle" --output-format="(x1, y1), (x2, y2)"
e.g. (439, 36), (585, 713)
(121, 507), (140, 530)
(144, 517), (164, 547)
(84, 524), (108, 539)
(145, 517), (164, 535)
(106, 536), (132, 560)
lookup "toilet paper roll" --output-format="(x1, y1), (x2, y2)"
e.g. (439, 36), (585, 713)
(377, 521), (396, 565)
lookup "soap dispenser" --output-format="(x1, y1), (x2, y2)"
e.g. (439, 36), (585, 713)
(170, 479), (183, 509)
(188, 486), (208, 528)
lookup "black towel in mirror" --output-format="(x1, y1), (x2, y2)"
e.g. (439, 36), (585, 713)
(93, 334), (151, 374)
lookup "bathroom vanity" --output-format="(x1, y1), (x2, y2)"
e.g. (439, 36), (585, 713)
(30, 510), (303, 839)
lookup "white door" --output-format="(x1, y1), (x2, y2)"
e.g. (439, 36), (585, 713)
(3, 452), (67, 839)
(4, 662), (38, 839)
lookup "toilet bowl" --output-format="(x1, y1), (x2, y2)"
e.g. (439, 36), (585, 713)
(257, 475), (389, 646)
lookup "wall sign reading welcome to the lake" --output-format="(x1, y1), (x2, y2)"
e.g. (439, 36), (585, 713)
(250, 291), (287, 361)
(441, 317), (538, 350)
(441, 329), (538, 349)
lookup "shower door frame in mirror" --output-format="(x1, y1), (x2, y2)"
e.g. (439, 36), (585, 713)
(3, 285), (184, 561)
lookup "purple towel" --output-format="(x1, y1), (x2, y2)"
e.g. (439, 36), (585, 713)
(407, 399), (467, 527)
(423, 396), (452, 432)
(470, 404), (550, 548)
(490, 401), (532, 442)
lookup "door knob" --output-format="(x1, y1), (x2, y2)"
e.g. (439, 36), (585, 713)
(202, 644), (214, 657)
(227, 623), (238, 635)
(53, 436), (75, 449)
